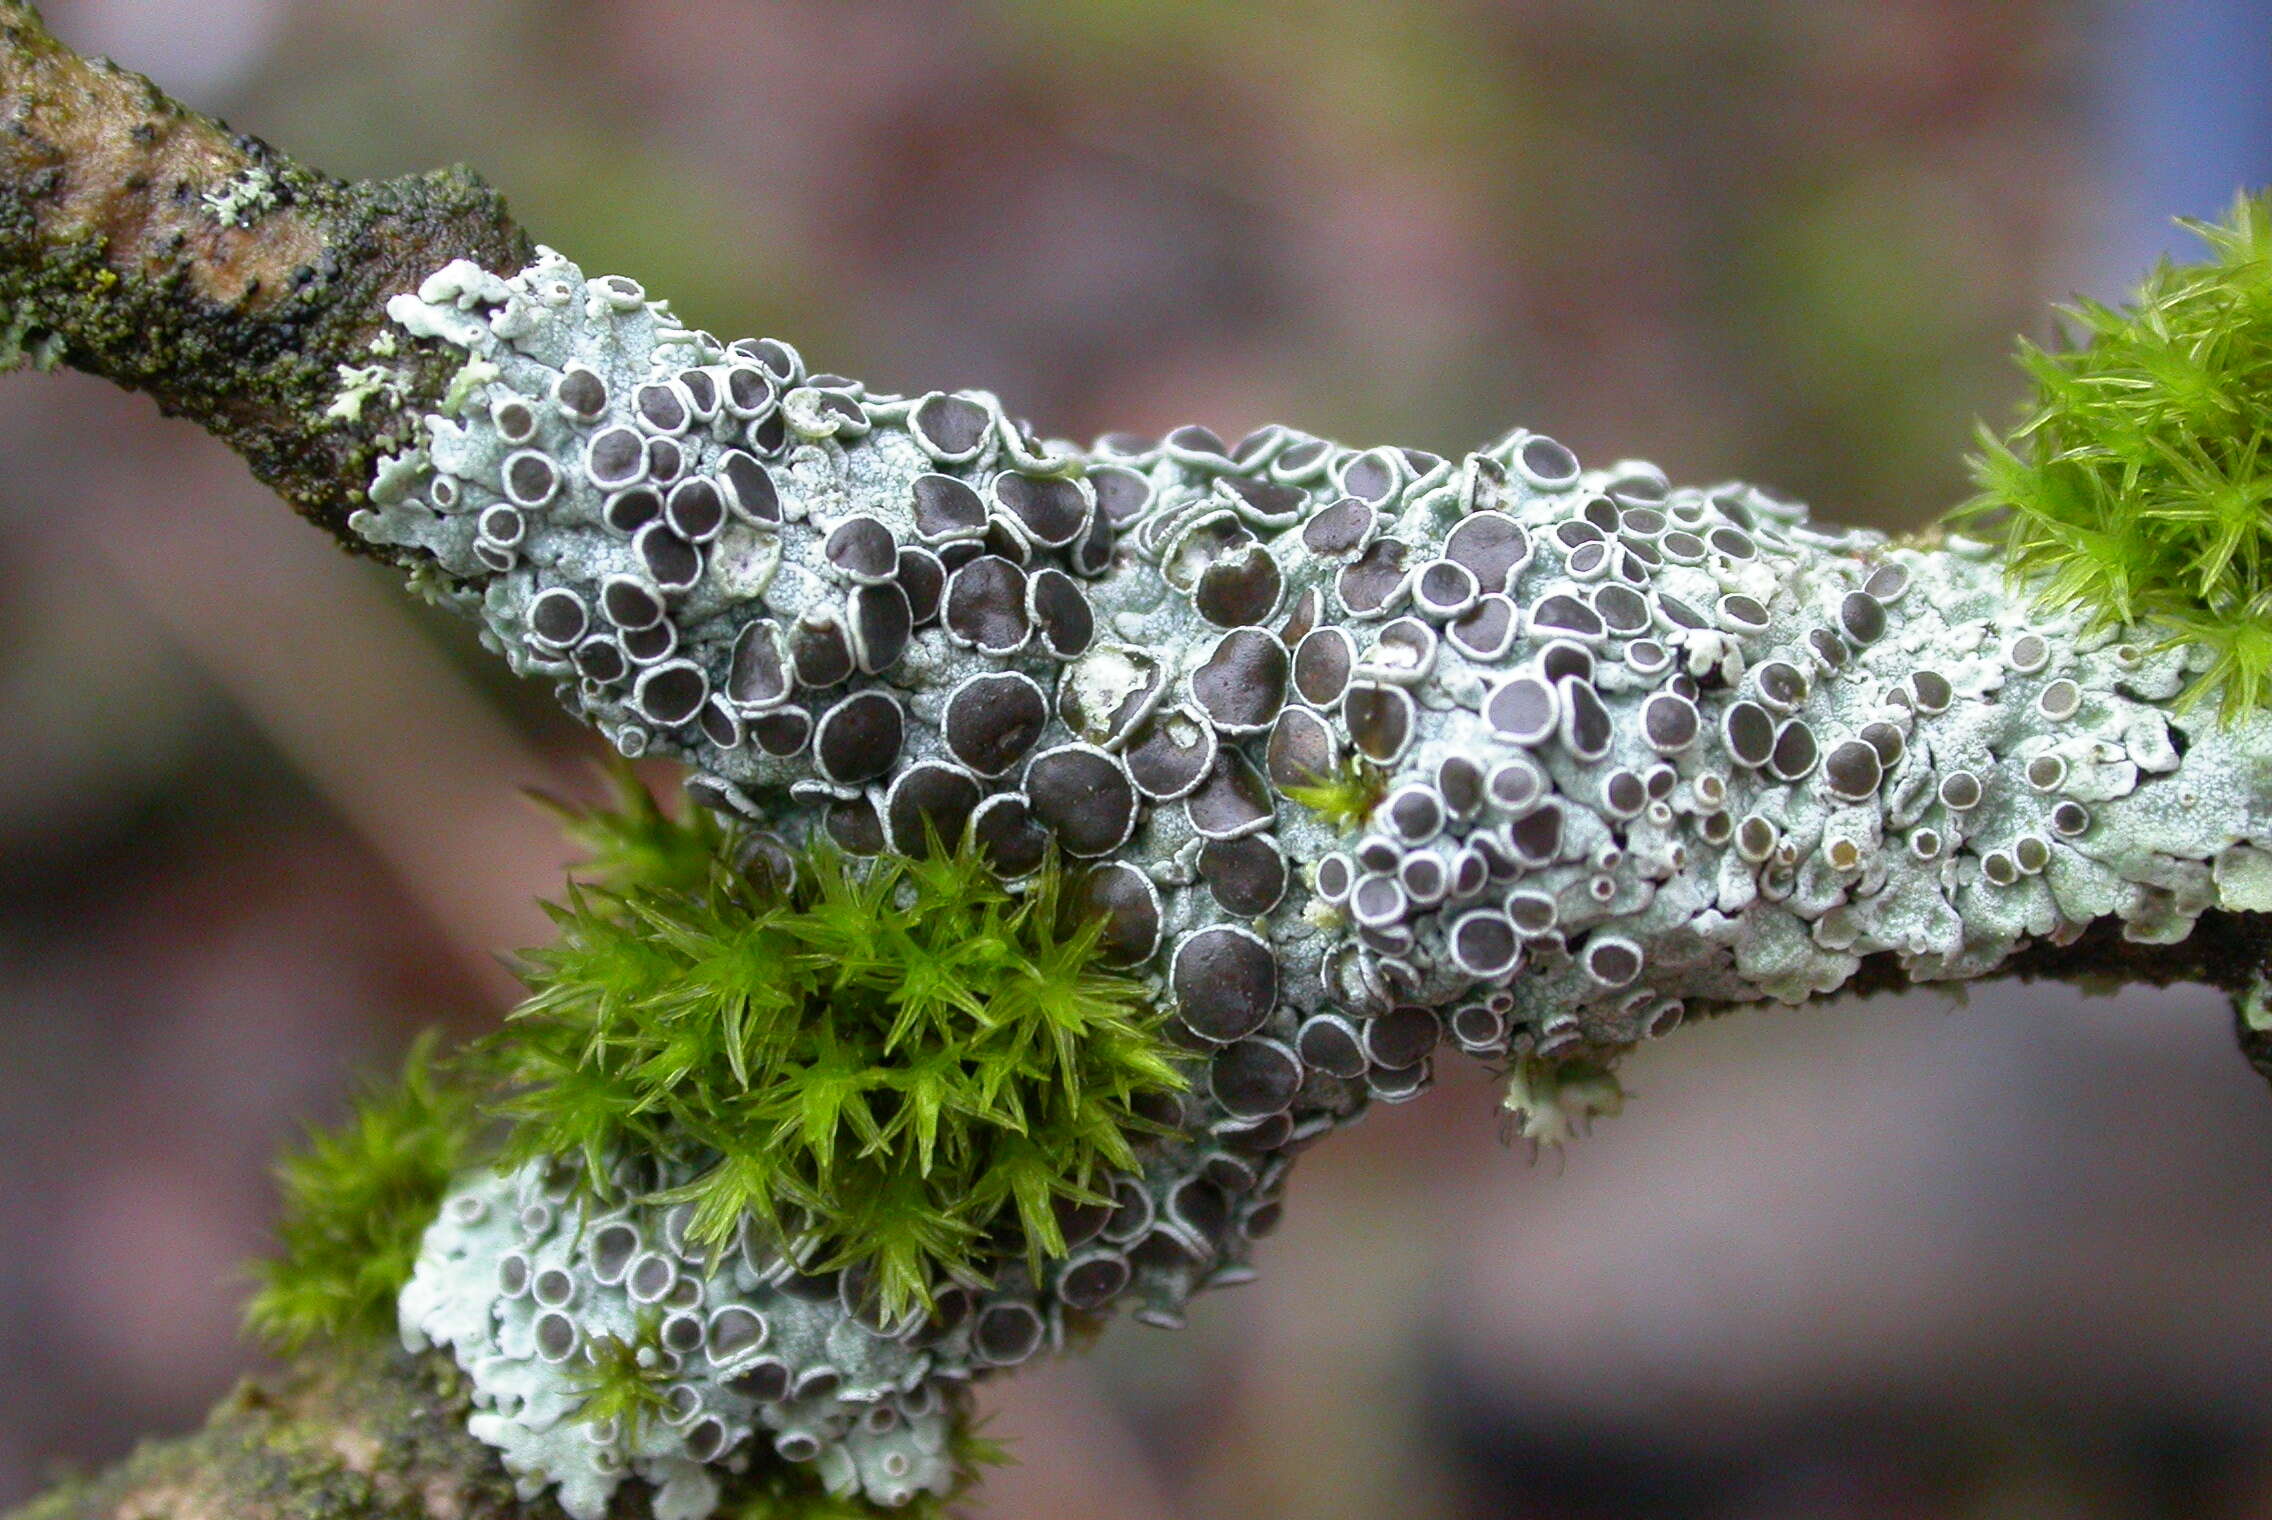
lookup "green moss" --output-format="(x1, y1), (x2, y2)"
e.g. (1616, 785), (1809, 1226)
(242, 770), (1186, 1350)
(490, 778), (1185, 1323)
(245, 1033), (487, 1353)
(1282, 753), (1387, 831)
(562, 1313), (673, 1443)
(241, 769), (1184, 1349)
(530, 758), (736, 896)
(1958, 189), (2272, 714)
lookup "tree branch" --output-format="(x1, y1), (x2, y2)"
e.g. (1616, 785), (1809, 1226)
(6, 4), (2272, 1520)
(0, 9), (550, 1518)
(0, 0), (527, 551)
(11, 1345), (528, 1520)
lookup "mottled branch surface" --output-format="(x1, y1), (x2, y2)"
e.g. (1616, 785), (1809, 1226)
(0, 0), (527, 549)
(0, 7), (547, 1519)
(9, 1345), (534, 1520)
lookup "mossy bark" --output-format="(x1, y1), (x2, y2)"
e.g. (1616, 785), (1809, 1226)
(0, 0), (529, 555)
(0, 6), (553, 1515)
(5, 1343), (538, 1520)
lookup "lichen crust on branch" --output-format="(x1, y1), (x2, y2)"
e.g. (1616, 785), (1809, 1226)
(404, 1159), (970, 1518)
(355, 248), (2272, 1515)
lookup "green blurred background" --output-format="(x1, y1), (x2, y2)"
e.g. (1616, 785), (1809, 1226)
(6, 2), (2272, 1516)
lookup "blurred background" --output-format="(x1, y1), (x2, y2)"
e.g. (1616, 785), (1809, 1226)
(3, 1), (2271, 1516)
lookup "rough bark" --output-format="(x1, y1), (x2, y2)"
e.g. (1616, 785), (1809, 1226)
(0, 0), (528, 553)
(0, 6), (547, 1517)
(8, 1344), (536, 1520)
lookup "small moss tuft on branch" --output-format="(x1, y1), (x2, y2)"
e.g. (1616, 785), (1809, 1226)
(245, 1034), (487, 1354)
(1962, 191), (2272, 714)
(494, 778), (1185, 1324)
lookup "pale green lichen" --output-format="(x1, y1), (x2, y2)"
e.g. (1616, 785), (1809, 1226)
(344, 241), (2272, 1520)
(1500, 1057), (1625, 1149)
(439, 354), (502, 416)
(201, 165), (278, 228)
(326, 361), (406, 423)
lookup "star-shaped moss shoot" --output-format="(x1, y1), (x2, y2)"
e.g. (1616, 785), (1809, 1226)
(491, 774), (1186, 1323)
(1279, 753), (1388, 833)
(1964, 190), (2272, 715)
(564, 1315), (674, 1444)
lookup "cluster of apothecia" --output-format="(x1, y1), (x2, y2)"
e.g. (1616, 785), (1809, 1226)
(359, 251), (2272, 1515)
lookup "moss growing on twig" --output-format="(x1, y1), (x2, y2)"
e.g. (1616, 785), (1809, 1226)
(246, 768), (1188, 1346)
(530, 759), (734, 897)
(245, 1033), (486, 1352)
(563, 1315), (672, 1445)
(492, 779), (1185, 1323)
(1961, 190), (2272, 714)
(1282, 754), (1387, 831)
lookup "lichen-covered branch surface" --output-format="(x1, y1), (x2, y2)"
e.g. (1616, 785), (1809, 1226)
(10, 5), (2272, 1520)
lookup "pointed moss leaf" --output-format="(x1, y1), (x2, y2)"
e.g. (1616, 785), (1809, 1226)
(245, 1032), (486, 1352)
(491, 775), (1185, 1321)
(1959, 190), (2272, 715)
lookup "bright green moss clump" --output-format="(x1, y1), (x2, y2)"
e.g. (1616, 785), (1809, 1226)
(245, 1033), (485, 1351)
(1962, 190), (2272, 714)
(1282, 754), (1387, 831)
(532, 761), (733, 896)
(249, 768), (1184, 1350)
(492, 780), (1185, 1323)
